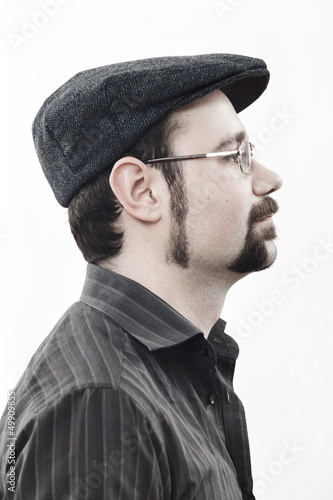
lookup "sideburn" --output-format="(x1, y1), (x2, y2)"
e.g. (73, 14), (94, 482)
(163, 161), (190, 269)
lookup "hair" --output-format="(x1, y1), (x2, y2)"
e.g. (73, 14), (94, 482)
(68, 112), (186, 264)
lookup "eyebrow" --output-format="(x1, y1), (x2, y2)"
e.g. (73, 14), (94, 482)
(214, 131), (247, 152)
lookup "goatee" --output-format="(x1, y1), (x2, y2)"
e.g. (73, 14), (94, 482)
(228, 197), (279, 274)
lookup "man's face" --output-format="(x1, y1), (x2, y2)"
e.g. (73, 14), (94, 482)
(165, 90), (282, 278)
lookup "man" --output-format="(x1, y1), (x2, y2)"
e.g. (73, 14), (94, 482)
(0, 54), (282, 499)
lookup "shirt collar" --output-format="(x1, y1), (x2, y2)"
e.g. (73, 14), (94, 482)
(80, 263), (238, 359)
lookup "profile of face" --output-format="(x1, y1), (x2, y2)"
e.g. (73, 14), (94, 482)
(165, 90), (283, 277)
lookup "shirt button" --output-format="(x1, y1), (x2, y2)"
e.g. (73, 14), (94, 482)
(199, 346), (209, 357)
(209, 394), (215, 405)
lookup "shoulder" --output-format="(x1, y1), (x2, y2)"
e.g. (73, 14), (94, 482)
(1, 299), (170, 449)
(14, 301), (129, 414)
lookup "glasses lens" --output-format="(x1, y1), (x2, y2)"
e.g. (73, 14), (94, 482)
(239, 141), (252, 174)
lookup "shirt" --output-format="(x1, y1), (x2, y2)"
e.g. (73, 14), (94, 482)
(0, 264), (255, 500)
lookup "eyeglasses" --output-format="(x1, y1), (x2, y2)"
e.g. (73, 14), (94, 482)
(146, 140), (255, 175)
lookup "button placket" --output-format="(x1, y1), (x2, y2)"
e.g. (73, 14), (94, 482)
(193, 340), (218, 410)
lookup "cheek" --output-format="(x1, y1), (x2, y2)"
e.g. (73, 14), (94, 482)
(212, 198), (249, 249)
(189, 174), (247, 223)
(188, 184), (249, 250)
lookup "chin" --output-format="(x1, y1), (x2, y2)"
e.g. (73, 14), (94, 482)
(266, 239), (278, 260)
(227, 232), (279, 275)
(257, 241), (278, 271)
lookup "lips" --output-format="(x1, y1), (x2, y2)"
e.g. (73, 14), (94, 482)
(257, 214), (273, 222)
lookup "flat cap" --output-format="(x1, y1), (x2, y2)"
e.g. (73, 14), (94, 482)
(32, 53), (269, 207)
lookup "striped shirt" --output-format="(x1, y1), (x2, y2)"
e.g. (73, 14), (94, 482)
(0, 264), (255, 499)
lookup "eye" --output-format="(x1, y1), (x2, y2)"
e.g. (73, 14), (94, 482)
(225, 153), (239, 164)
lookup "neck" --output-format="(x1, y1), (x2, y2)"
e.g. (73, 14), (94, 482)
(101, 254), (240, 337)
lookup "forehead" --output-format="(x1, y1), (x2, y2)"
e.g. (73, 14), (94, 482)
(171, 90), (247, 153)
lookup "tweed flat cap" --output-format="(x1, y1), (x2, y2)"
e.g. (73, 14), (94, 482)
(32, 53), (269, 207)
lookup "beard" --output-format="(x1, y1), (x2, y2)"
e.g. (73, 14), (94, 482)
(165, 188), (279, 274)
(228, 197), (279, 274)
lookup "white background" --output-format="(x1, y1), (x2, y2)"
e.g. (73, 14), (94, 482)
(1, 0), (332, 498)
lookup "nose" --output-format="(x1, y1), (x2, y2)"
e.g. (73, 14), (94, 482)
(251, 159), (283, 196)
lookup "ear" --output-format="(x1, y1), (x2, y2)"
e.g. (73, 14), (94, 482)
(110, 157), (162, 222)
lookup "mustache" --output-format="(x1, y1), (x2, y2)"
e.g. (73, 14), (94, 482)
(249, 197), (279, 225)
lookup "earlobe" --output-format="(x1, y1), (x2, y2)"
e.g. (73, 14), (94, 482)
(110, 157), (162, 222)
